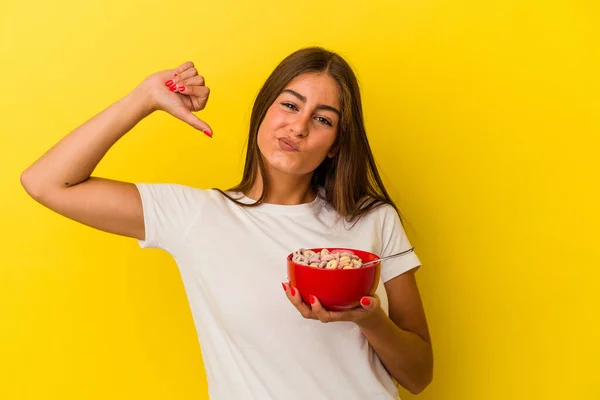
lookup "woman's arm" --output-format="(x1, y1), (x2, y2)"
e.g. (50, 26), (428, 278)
(284, 268), (433, 393)
(20, 61), (211, 239)
(20, 88), (150, 239)
(356, 271), (433, 394)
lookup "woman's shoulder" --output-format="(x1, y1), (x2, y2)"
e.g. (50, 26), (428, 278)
(318, 193), (400, 231)
(353, 196), (400, 222)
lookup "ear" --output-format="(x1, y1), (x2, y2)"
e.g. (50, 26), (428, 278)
(327, 143), (339, 158)
(328, 129), (341, 158)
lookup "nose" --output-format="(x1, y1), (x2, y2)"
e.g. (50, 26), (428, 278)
(289, 114), (310, 138)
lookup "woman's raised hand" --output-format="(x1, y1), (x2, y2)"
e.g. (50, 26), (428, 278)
(141, 61), (212, 137)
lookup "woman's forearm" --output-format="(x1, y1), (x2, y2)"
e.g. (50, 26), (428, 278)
(358, 309), (433, 394)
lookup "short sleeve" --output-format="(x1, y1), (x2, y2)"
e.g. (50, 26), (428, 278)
(134, 183), (208, 253)
(378, 205), (422, 282)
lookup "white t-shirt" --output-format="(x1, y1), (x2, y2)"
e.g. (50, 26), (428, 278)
(134, 183), (421, 400)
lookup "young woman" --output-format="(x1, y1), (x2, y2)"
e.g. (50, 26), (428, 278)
(21, 47), (433, 399)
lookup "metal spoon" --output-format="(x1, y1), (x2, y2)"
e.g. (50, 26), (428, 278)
(361, 247), (416, 267)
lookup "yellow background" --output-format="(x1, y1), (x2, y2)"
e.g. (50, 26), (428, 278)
(1, 1), (598, 399)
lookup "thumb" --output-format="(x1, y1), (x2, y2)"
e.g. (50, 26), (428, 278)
(360, 296), (379, 311)
(172, 106), (213, 137)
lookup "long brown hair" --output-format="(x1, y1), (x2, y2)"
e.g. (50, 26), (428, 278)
(218, 47), (400, 223)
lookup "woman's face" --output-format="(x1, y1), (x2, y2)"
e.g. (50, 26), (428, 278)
(257, 72), (341, 177)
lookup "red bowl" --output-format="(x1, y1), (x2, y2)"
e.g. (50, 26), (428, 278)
(287, 248), (381, 311)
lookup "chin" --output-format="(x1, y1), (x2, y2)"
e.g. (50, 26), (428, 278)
(262, 156), (308, 176)
(269, 162), (306, 175)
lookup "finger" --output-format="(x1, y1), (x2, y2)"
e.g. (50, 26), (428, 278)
(309, 296), (355, 322)
(170, 106), (213, 137)
(174, 68), (201, 85)
(179, 85), (210, 101)
(173, 61), (195, 75)
(187, 89), (210, 112)
(311, 295), (370, 322)
(359, 295), (380, 311)
(191, 96), (202, 112)
(309, 295), (332, 323)
(283, 283), (313, 319)
(165, 81), (179, 92)
(179, 75), (205, 87)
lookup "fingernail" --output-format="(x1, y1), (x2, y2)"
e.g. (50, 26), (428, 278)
(309, 295), (315, 304)
(169, 85), (177, 92)
(202, 129), (213, 138)
(290, 287), (296, 296)
(281, 282), (287, 291)
(173, 73), (178, 77)
(360, 298), (371, 306)
(179, 85), (185, 92)
(165, 80), (173, 86)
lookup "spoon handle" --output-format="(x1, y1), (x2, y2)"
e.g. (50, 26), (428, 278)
(362, 247), (416, 267)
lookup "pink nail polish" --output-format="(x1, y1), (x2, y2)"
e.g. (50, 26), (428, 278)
(179, 85), (185, 92)
(165, 80), (173, 86)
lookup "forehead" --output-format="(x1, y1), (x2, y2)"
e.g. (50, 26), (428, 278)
(283, 72), (341, 109)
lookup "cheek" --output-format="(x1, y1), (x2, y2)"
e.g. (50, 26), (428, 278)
(262, 106), (288, 129)
(257, 109), (276, 144)
(307, 133), (337, 162)
(320, 131), (338, 151)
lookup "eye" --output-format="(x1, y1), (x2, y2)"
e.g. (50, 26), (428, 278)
(315, 116), (333, 126)
(281, 102), (298, 111)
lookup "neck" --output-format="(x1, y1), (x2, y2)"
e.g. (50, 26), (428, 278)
(245, 168), (316, 205)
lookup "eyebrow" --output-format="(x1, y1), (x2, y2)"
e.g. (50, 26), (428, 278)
(282, 89), (341, 118)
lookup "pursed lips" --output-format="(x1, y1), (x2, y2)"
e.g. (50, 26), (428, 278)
(279, 137), (299, 151)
